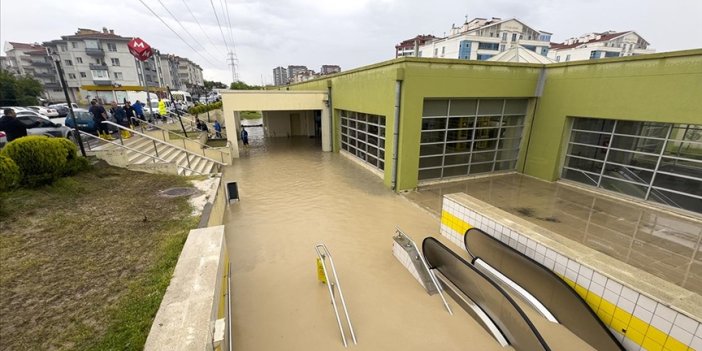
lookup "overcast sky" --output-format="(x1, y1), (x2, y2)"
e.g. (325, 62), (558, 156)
(2, 0), (701, 85)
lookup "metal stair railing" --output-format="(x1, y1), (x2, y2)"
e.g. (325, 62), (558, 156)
(130, 116), (229, 163)
(314, 244), (357, 348)
(101, 121), (226, 173)
(78, 131), (207, 175)
(179, 114), (226, 137)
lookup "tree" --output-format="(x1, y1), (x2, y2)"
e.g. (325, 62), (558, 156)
(230, 81), (261, 90)
(204, 80), (227, 90)
(0, 70), (43, 106)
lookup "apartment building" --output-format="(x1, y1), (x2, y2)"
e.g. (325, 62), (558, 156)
(2, 42), (64, 102)
(273, 66), (288, 86)
(395, 35), (436, 57)
(548, 31), (655, 62)
(287, 65), (308, 82)
(176, 57), (204, 90)
(417, 17), (552, 61)
(320, 65), (341, 75)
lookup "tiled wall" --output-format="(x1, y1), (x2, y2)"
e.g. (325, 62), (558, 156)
(440, 196), (702, 351)
(392, 241), (428, 291)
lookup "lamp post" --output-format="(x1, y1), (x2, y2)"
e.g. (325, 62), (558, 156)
(48, 48), (86, 157)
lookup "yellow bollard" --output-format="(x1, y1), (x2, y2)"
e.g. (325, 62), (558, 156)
(316, 258), (327, 284)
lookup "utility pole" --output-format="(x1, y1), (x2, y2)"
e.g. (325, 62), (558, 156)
(227, 51), (239, 83)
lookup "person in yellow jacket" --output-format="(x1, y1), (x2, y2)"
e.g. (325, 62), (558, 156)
(157, 97), (167, 122)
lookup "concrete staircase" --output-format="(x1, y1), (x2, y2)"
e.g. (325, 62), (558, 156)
(87, 134), (219, 176)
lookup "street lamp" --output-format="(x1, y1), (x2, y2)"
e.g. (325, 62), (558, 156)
(48, 47), (86, 157)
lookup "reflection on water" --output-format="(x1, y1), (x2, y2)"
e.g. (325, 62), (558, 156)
(405, 174), (702, 294)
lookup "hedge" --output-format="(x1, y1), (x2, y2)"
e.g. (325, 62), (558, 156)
(0, 136), (88, 187)
(0, 154), (20, 191)
(188, 101), (222, 115)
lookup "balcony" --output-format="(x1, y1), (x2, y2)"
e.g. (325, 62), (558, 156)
(44, 82), (62, 89)
(89, 63), (108, 70)
(35, 72), (56, 78)
(31, 61), (52, 67)
(85, 47), (104, 57)
(93, 79), (113, 86)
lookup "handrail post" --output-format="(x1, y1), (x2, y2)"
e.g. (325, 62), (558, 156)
(315, 244), (357, 347)
(185, 153), (192, 169)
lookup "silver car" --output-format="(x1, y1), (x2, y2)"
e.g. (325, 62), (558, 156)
(15, 110), (76, 141)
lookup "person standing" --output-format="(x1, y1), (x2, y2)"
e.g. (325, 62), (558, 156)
(0, 108), (28, 142)
(213, 120), (222, 138)
(132, 99), (145, 124)
(110, 102), (130, 138)
(240, 126), (249, 146)
(124, 101), (135, 127)
(158, 97), (167, 123)
(90, 99), (112, 140)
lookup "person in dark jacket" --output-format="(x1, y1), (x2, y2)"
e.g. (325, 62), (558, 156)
(0, 108), (28, 142)
(89, 99), (111, 140)
(124, 101), (136, 126)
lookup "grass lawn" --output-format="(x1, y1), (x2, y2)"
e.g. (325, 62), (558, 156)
(0, 162), (200, 350)
(240, 111), (262, 120)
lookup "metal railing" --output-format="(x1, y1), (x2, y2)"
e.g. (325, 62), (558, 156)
(314, 244), (357, 348)
(101, 121), (225, 174)
(130, 116), (229, 163)
(78, 130), (207, 175)
(178, 113), (227, 137)
(394, 227), (453, 315)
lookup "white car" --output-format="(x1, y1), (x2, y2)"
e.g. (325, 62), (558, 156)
(28, 106), (59, 117)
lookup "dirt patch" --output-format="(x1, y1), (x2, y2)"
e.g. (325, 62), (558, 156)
(0, 163), (199, 350)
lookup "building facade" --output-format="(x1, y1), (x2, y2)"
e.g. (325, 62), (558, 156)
(287, 65), (308, 82)
(418, 17), (552, 61)
(320, 65), (341, 75)
(548, 31), (655, 62)
(176, 57), (204, 90)
(2, 42), (64, 102)
(273, 66), (288, 86)
(395, 35), (437, 57)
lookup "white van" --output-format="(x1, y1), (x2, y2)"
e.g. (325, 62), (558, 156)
(170, 90), (193, 108)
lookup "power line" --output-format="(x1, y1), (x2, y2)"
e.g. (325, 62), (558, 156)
(155, 0), (223, 64)
(222, 0), (236, 47)
(181, 0), (222, 54)
(136, 0), (220, 68)
(209, 0), (231, 53)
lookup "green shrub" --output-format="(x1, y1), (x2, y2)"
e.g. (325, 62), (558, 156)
(52, 138), (90, 176)
(0, 154), (20, 191)
(1, 136), (67, 187)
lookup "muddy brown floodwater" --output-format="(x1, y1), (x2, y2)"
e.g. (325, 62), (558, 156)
(222, 121), (592, 350)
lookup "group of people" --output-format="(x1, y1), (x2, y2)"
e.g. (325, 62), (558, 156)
(194, 117), (224, 139)
(89, 99), (146, 140)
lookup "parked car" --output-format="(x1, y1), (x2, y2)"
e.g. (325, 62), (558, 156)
(15, 111), (75, 140)
(28, 106), (59, 117)
(64, 108), (118, 133)
(1, 106), (31, 114)
(49, 103), (79, 117)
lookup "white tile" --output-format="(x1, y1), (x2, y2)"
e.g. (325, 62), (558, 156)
(576, 274), (591, 289)
(592, 271), (607, 286)
(589, 282), (605, 297)
(621, 337), (640, 350)
(697, 322), (702, 338)
(674, 313), (699, 335)
(650, 315), (673, 334)
(534, 253), (546, 265)
(518, 235), (528, 245)
(517, 243), (527, 254)
(620, 286), (639, 304)
(555, 263), (567, 276)
(669, 325), (694, 345)
(616, 297), (636, 314)
(636, 294), (657, 313)
(555, 253), (567, 265)
(633, 305), (653, 324)
(690, 336), (702, 351)
(606, 279), (623, 295)
(527, 240), (537, 250)
(544, 258), (556, 270)
(565, 268), (578, 282)
(579, 266), (594, 280)
(546, 249), (557, 260)
(654, 304), (676, 323)
(526, 248), (536, 259)
(536, 244), (547, 255)
(567, 259), (581, 272)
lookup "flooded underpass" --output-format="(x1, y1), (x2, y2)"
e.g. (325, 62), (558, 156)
(222, 121), (593, 350)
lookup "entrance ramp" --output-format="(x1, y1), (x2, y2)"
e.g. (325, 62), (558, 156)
(464, 228), (624, 351)
(423, 237), (550, 351)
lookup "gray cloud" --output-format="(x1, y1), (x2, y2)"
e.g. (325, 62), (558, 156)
(2, 0), (701, 85)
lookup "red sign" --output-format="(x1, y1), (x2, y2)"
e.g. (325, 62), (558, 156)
(128, 38), (153, 61)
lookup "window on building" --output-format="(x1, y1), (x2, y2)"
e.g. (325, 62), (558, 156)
(523, 45), (537, 52)
(68, 73), (76, 79)
(566, 54), (571, 62)
(562, 118), (702, 213)
(434, 48), (438, 57)
(589, 51), (601, 59)
(502, 33), (507, 41)
(60, 45), (67, 52)
(64, 59), (73, 66)
(111, 58), (120, 66)
(340, 110), (386, 171)
(106, 43), (117, 52)
(76, 57), (83, 64)
(91, 70), (108, 79)
(114, 72), (123, 79)
(512, 33), (518, 41)
(476, 54), (494, 60)
(71, 42), (77, 49)
(556, 56), (561, 62)
(441, 47), (445, 56)
(85, 40), (98, 49)
(604, 52), (620, 58)
(477, 42), (499, 50)
(418, 99), (528, 181)
(80, 72), (86, 78)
